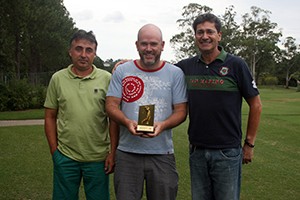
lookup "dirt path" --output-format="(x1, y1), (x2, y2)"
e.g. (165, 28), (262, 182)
(0, 119), (44, 127)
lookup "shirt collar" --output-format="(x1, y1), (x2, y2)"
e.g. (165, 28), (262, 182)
(198, 46), (227, 63)
(67, 64), (97, 79)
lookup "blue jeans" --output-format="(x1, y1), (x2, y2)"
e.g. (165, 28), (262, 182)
(189, 146), (242, 200)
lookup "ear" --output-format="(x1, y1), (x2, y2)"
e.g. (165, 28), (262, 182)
(161, 41), (165, 51)
(135, 41), (138, 51)
(218, 31), (222, 42)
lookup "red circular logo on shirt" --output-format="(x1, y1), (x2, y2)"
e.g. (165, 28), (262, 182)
(122, 76), (144, 102)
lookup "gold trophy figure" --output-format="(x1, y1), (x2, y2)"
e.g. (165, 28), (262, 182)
(141, 106), (151, 125)
(137, 104), (155, 133)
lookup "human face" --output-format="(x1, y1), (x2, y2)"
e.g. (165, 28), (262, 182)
(69, 39), (96, 71)
(195, 21), (221, 54)
(136, 30), (165, 68)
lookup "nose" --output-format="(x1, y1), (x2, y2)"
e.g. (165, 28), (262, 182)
(202, 32), (210, 39)
(145, 44), (152, 51)
(80, 50), (87, 57)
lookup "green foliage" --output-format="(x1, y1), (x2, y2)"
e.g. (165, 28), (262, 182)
(0, 84), (9, 111)
(219, 5), (240, 53)
(291, 71), (300, 81)
(171, 4), (300, 85)
(261, 75), (279, 86)
(6, 79), (33, 111)
(31, 84), (47, 109)
(279, 37), (300, 88)
(0, 79), (46, 111)
(170, 3), (212, 62)
(0, 0), (76, 82)
(0, 0), (115, 86)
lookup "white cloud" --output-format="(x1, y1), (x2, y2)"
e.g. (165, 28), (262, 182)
(64, 0), (300, 62)
(72, 10), (94, 21)
(102, 11), (125, 23)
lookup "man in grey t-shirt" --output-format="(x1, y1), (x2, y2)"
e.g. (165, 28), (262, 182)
(106, 24), (187, 200)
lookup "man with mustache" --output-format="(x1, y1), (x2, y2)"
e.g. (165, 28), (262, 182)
(44, 30), (118, 200)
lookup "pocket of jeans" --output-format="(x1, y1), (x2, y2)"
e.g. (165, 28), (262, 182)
(189, 145), (195, 155)
(165, 154), (176, 166)
(220, 148), (241, 160)
(52, 149), (66, 165)
(52, 149), (59, 162)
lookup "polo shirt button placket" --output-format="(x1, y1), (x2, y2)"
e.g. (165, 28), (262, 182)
(79, 81), (84, 89)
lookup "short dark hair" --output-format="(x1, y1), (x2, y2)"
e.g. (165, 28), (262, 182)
(70, 29), (98, 50)
(192, 13), (222, 33)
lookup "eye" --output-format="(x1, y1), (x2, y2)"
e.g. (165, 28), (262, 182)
(86, 48), (94, 53)
(150, 42), (158, 47)
(197, 30), (205, 35)
(141, 42), (148, 47)
(196, 29), (216, 36)
(75, 46), (83, 52)
(206, 29), (216, 35)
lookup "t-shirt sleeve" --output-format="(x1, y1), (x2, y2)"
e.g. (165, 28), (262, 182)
(172, 67), (188, 104)
(106, 68), (123, 99)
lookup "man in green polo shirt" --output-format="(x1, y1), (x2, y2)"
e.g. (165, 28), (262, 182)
(44, 29), (118, 200)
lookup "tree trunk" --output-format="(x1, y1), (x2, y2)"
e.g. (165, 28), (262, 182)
(15, 33), (21, 80)
(29, 45), (40, 85)
(285, 69), (290, 89)
(285, 79), (289, 88)
(251, 53), (256, 82)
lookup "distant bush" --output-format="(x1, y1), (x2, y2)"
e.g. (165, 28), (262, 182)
(262, 76), (279, 86)
(0, 84), (10, 111)
(0, 79), (46, 111)
(6, 79), (32, 110)
(31, 85), (47, 109)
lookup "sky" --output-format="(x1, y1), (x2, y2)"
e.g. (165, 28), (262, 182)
(63, 0), (300, 62)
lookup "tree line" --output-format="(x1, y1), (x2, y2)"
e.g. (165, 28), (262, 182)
(0, 0), (113, 86)
(171, 4), (300, 88)
(0, 1), (299, 88)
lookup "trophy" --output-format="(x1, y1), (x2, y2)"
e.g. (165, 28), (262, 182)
(137, 104), (155, 133)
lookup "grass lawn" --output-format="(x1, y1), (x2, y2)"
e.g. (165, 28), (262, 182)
(0, 109), (44, 120)
(0, 87), (299, 199)
(240, 87), (300, 200)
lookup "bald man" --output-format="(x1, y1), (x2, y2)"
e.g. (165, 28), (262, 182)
(105, 24), (188, 200)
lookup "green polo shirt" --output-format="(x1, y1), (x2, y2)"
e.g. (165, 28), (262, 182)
(44, 65), (111, 162)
